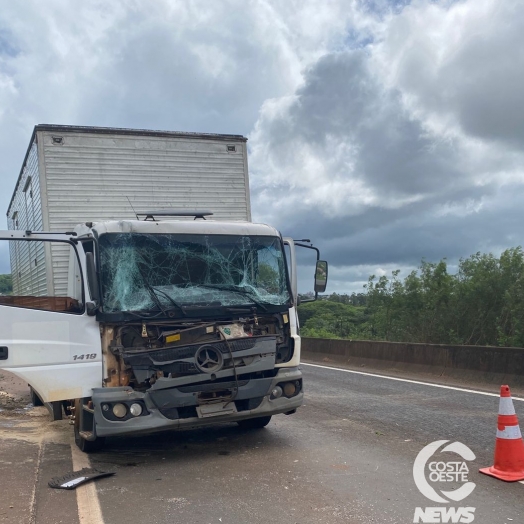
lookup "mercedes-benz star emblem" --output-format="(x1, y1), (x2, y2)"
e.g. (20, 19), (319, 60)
(195, 345), (224, 373)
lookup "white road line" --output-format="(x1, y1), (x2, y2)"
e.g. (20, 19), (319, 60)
(301, 362), (524, 402)
(28, 439), (45, 524)
(70, 439), (105, 524)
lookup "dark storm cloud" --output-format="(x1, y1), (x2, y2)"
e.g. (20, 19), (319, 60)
(252, 49), (468, 203)
(283, 182), (524, 274)
(444, 28), (524, 147)
(272, 183), (495, 244)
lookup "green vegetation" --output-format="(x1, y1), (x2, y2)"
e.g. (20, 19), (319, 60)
(298, 247), (524, 347)
(298, 299), (369, 339)
(0, 274), (12, 295)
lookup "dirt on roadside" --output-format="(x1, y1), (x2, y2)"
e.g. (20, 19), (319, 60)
(0, 370), (32, 414)
(0, 371), (79, 524)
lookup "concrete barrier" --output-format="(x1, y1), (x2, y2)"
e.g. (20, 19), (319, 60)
(301, 338), (524, 390)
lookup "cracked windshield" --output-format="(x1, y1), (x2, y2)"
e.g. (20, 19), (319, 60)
(99, 233), (290, 313)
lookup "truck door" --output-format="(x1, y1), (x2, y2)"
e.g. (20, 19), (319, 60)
(0, 232), (102, 402)
(283, 238), (297, 303)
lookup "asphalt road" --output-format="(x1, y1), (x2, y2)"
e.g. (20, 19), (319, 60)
(1, 363), (523, 524)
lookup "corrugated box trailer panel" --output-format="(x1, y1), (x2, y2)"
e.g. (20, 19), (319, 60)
(40, 130), (250, 229)
(7, 141), (48, 296)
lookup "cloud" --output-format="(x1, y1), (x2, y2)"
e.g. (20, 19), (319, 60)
(375, 0), (524, 147)
(249, 50), (469, 220)
(0, 2), (298, 133)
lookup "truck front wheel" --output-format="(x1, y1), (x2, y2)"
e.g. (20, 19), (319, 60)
(237, 416), (272, 429)
(74, 399), (105, 453)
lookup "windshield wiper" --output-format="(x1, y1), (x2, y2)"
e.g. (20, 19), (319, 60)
(150, 285), (187, 317)
(194, 284), (268, 311)
(137, 271), (168, 316)
(136, 266), (183, 317)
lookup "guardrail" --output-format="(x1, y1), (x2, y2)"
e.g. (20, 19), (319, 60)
(301, 338), (524, 388)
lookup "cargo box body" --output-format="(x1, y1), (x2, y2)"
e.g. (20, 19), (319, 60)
(6, 125), (250, 297)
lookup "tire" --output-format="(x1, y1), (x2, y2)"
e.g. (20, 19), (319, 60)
(74, 399), (105, 453)
(237, 416), (272, 429)
(29, 387), (43, 407)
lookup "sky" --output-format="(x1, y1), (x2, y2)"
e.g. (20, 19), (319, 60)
(1, 0), (523, 294)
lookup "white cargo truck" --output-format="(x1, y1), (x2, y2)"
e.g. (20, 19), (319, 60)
(0, 125), (328, 451)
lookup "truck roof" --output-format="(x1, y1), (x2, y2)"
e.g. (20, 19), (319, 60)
(32, 124), (247, 142)
(76, 220), (281, 238)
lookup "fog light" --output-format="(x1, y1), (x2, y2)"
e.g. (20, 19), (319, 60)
(129, 403), (143, 417)
(112, 403), (127, 418)
(270, 386), (283, 400)
(283, 382), (296, 397)
(102, 404), (109, 412)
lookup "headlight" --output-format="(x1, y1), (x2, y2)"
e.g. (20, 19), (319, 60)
(112, 403), (127, 418)
(283, 382), (297, 397)
(270, 386), (283, 400)
(129, 403), (143, 417)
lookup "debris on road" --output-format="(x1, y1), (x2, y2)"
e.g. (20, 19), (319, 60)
(48, 468), (115, 490)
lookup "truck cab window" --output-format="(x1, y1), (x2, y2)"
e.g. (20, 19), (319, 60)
(0, 239), (83, 314)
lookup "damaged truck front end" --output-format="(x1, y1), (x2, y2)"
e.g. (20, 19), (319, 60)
(75, 222), (310, 450)
(92, 316), (302, 439)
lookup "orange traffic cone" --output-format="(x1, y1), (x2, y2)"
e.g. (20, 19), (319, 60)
(480, 385), (524, 482)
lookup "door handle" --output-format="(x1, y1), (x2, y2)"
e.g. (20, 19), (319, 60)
(0, 347), (7, 360)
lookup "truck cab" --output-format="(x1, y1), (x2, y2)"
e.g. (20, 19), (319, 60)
(0, 214), (327, 451)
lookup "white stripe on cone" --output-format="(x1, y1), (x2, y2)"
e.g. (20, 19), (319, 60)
(496, 425), (523, 440)
(499, 397), (517, 416)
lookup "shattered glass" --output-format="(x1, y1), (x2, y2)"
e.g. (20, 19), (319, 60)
(99, 233), (291, 313)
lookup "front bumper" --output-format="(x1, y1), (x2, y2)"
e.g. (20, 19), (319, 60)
(92, 367), (302, 438)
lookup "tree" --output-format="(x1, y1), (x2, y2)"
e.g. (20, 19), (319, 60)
(298, 300), (369, 339)
(0, 274), (12, 295)
(299, 247), (524, 348)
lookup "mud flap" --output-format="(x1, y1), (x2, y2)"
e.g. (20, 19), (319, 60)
(44, 401), (63, 421)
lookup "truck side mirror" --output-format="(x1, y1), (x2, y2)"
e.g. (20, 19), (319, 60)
(85, 252), (100, 304)
(314, 260), (328, 293)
